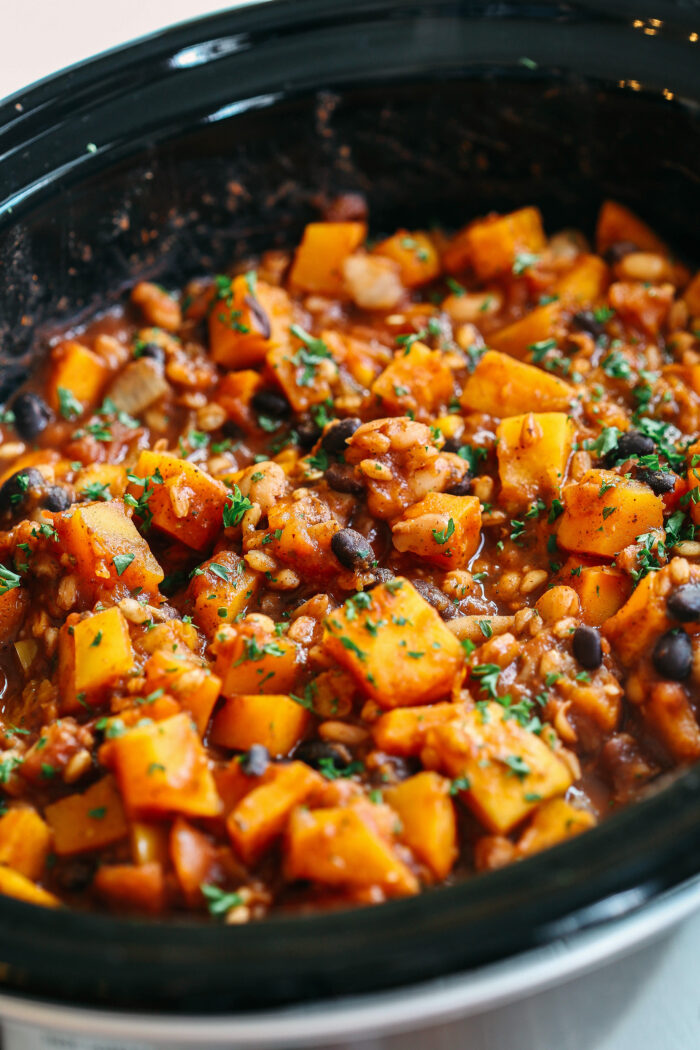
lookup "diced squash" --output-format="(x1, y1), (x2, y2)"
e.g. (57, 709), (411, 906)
(372, 702), (463, 756)
(215, 370), (264, 433)
(0, 586), (28, 642)
(170, 817), (218, 905)
(130, 822), (170, 866)
(497, 412), (574, 506)
(371, 341), (454, 420)
(227, 761), (321, 865)
(568, 564), (632, 625)
(127, 450), (228, 551)
(215, 617), (301, 699)
(45, 776), (128, 856)
(321, 330), (392, 389)
(265, 493), (339, 579)
(461, 350), (573, 417)
(323, 578), (464, 709)
(596, 200), (666, 256)
(516, 798), (595, 857)
(422, 704), (573, 834)
(603, 561), (700, 666)
(461, 207), (546, 281)
(74, 463), (128, 499)
(94, 861), (166, 914)
(73, 607), (134, 696)
(683, 272), (700, 316)
(373, 231), (440, 287)
(211, 694), (310, 757)
(48, 340), (108, 415)
(552, 254), (609, 305)
(643, 682), (700, 763)
(0, 866), (59, 908)
(14, 638), (37, 672)
(557, 469), (664, 558)
(0, 450), (59, 489)
(108, 713), (222, 819)
(0, 807), (51, 879)
(384, 772), (457, 880)
(290, 222), (367, 296)
(489, 301), (564, 359)
(265, 335), (337, 414)
(608, 280), (674, 336)
(209, 276), (292, 369)
(391, 492), (482, 569)
(284, 802), (419, 896)
(187, 550), (261, 637)
(54, 500), (164, 595)
(144, 648), (221, 737)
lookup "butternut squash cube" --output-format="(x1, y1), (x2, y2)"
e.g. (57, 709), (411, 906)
(265, 334), (337, 413)
(0, 586), (28, 642)
(384, 771), (457, 880)
(516, 798), (595, 857)
(290, 221), (367, 296)
(45, 776), (128, 856)
(552, 253), (609, 305)
(643, 682), (700, 763)
(54, 500), (164, 595)
(127, 450), (229, 551)
(371, 341), (454, 420)
(373, 230), (440, 287)
(215, 369), (264, 434)
(284, 803), (419, 896)
(423, 704), (573, 834)
(144, 647), (221, 737)
(227, 761), (321, 864)
(94, 861), (165, 914)
(461, 350), (573, 417)
(372, 702), (463, 756)
(187, 550), (261, 638)
(391, 491), (482, 569)
(211, 694), (310, 757)
(48, 339), (109, 416)
(209, 276), (292, 369)
(568, 563), (632, 625)
(0, 806), (51, 879)
(215, 617), (301, 699)
(170, 817), (218, 905)
(73, 607), (134, 696)
(497, 412), (574, 506)
(464, 207), (546, 281)
(489, 301), (563, 359)
(0, 866), (59, 908)
(596, 200), (666, 256)
(557, 469), (664, 558)
(323, 578), (464, 709)
(74, 463), (128, 499)
(108, 712), (222, 819)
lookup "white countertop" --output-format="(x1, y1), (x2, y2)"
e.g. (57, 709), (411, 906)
(2, 3), (700, 1048)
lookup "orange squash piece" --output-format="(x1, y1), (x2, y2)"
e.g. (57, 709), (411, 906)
(557, 469), (664, 558)
(0, 806), (52, 879)
(170, 817), (218, 905)
(187, 550), (261, 638)
(215, 369), (264, 433)
(568, 564), (632, 625)
(73, 607), (134, 696)
(489, 301), (564, 359)
(209, 276), (292, 369)
(372, 702), (463, 756)
(373, 230), (440, 287)
(497, 412), (574, 506)
(289, 222), (367, 296)
(45, 776), (128, 856)
(108, 712), (222, 819)
(0, 586), (28, 642)
(552, 254), (609, 306)
(95, 861), (166, 914)
(0, 866), (60, 908)
(211, 694), (310, 757)
(391, 492), (482, 569)
(515, 798), (595, 857)
(461, 351), (573, 417)
(48, 339), (109, 416)
(385, 772), (457, 880)
(144, 647), (221, 737)
(595, 200), (666, 256)
(371, 341), (454, 420)
(227, 761), (321, 865)
(463, 207), (546, 281)
(215, 617), (301, 699)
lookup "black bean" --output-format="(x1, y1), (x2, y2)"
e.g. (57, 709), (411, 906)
(12, 392), (52, 441)
(571, 310), (606, 339)
(604, 240), (638, 265)
(652, 628), (692, 681)
(331, 528), (374, 569)
(244, 294), (271, 339)
(442, 436), (462, 454)
(136, 342), (166, 364)
(446, 475), (472, 496)
(295, 740), (351, 770)
(221, 419), (242, 439)
(239, 744), (270, 777)
(251, 388), (291, 419)
(412, 579), (456, 620)
(637, 468), (677, 496)
(320, 417), (361, 456)
(55, 857), (97, 893)
(296, 420), (322, 449)
(0, 468), (45, 514)
(324, 463), (365, 495)
(604, 430), (654, 465)
(42, 486), (73, 512)
(572, 625), (603, 670)
(667, 584), (700, 623)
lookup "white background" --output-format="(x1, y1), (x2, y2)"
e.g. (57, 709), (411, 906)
(3, 2), (700, 1047)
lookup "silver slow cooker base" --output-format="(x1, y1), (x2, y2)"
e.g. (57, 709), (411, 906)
(2, 876), (700, 1050)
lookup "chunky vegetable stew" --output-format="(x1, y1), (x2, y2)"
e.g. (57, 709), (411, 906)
(0, 199), (699, 918)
